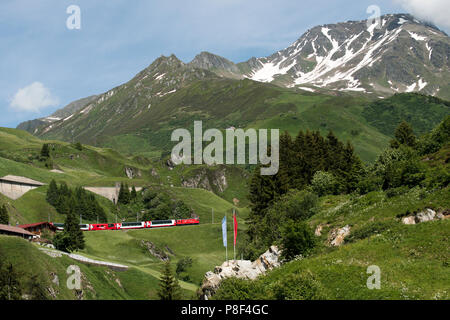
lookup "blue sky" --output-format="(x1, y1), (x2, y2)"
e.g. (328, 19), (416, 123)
(0, 0), (448, 128)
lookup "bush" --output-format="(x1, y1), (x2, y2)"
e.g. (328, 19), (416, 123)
(269, 271), (328, 300)
(176, 256), (193, 275)
(311, 171), (338, 196)
(374, 146), (425, 190)
(346, 221), (394, 243)
(385, 186), (409, 198)
(213, 278), (266, 300)
(280, 221), (316, 261)
(52, 232), (72, 252)
(252, 190), (318, 253)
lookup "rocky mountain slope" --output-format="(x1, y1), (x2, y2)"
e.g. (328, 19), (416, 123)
(194, 14), (449, 98)
(17, 95), (98, 135)
(17, 13), (449, 160)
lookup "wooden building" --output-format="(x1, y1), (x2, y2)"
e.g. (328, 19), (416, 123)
(19, 222), (57, 236)
(0, 224), (34, 240)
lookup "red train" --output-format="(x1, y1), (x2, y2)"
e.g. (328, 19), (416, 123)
(51, 218), (199, 232)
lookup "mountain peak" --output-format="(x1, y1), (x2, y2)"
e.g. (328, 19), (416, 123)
(189, 52), (242, 77)
(235, 13), (449, 98)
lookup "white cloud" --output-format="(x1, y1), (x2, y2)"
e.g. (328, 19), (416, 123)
(394, 0), (450, 29)
(10, 82), (59, 112)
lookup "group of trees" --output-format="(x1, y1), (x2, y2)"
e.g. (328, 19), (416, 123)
(0, 205), (9, 225)
(117, 183), (138, 205)
(142, 190), (191, 221)
(47, 180), (107, 222)
(360, 117), (450, 193)
(249, 130), (362, 219)
(244, 118), (449, 261)
(245, 130), (361, 260)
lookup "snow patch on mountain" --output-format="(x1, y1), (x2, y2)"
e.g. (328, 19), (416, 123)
(408, 31), (426, 41)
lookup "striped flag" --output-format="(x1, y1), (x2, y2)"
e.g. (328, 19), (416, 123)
(233, 211), (238, 246)
(222, 216), (227, 247)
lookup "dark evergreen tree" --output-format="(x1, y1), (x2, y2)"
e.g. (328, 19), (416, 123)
(157, 261), (181, 300)
(0, 205), (9, 225)
(54, 197), (85, 253)
(46, 180), (59, 207)
(117, 183), (131, 205)
(40, 144), (50, 159)
(74, 142), (83, 151)
(391, 121), (417, 148)
(131, 186), (137, 200)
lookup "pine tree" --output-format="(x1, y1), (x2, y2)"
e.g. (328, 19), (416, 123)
(118, 182), (129, 205)
(46, 180), (59, 207)
(62, 198), (85, 252)
(131, 186), (137, 200)
(157, 261), (181, 300)
(40, 144), (50, 159)
(0, 205), (9, 225)
(124, 183), (131, 204)
(392, 121), (417, 148)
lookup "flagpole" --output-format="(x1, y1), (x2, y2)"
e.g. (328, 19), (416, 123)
(226, 211), (228, 265)
(233, 209), (236, 261)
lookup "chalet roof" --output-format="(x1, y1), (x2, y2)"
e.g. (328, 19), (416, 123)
(0, 224), (34, 236)
(0, 175), (45, 186)
(19, 222), (56, 230)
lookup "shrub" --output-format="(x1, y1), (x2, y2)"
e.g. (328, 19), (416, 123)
(385, 186), (409, 198)
(280, 221), (316, 261)
(268, 271), (328, 300)
(311, 171), (338, 196)
(176, 257), (193, 275)
(213, 278), (266, 300)
(346, 221), (394, 243)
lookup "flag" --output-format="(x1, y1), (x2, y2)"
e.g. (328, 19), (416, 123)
(222, 216), (227, 247)
(233, 211), (238, 246)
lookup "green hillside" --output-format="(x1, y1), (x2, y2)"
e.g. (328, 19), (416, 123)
(0, 235), (194, 300)
(214, 185), (450, 300)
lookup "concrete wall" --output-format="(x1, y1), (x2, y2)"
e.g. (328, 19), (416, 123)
(84, 186), (142, 203)
(0, 180), (38, 200)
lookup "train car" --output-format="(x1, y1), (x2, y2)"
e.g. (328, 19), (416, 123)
(176, 218), (200, 226)
(120, 221), (146, 230)
(52, 223), (64, 231)
(79, 224), (90, 231)
(150, 219), (176, 228)
(50, 217), (198, 232)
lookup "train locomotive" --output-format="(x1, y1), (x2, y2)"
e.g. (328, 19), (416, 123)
(51, 217), (199, 231)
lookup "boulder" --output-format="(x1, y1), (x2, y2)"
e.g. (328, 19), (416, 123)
(401, 208), (448, 225)
(328, 225), (351, 246)
(199, 246), (281, 300)
(415, 208), (436, 223)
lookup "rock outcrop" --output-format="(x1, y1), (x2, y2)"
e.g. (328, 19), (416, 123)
(181, 168), (228, 193)
(401, 208), (449, 224)
(125, 167), (142, 179)
(199, 246), (281, 300)
(328, 225), (351, 246)
(140, 240), (170, 261)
